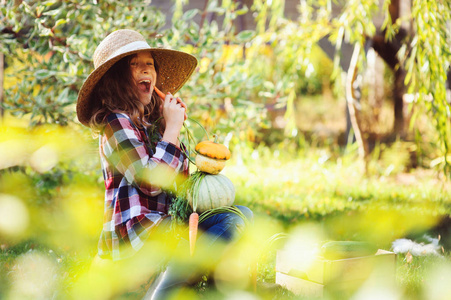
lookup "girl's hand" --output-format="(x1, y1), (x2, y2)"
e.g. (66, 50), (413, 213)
(161, 93), (187, 145)
(173, 97), (187, 121)
(159, 94), (188, 121)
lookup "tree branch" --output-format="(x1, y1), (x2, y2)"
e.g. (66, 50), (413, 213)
(346, 43), (369, 173)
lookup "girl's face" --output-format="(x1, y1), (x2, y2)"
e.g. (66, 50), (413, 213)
(129, 52), (157, 105)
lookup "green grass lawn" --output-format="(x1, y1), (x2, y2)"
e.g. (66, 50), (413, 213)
(225, 145), (451, 299)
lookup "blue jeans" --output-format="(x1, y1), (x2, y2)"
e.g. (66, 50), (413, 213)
(198, 205), (253, 245)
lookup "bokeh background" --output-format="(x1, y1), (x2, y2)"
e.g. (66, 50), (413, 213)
(1, 0), (451, 299)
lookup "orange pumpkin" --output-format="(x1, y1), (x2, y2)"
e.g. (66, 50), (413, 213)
(195, 139), (231, 174)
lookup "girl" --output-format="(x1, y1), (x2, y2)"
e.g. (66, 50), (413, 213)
(76, 29), (252, 298)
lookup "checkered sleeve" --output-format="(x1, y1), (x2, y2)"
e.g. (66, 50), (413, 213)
(103, 113), (187, 195)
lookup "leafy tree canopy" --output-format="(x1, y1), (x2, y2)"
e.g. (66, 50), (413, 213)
(1, 0), (450, 172)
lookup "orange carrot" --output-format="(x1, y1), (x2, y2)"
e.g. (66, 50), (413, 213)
(154, 86), (187, 120)
(154, 86), (166, 100)
(189, 212), (199, 256)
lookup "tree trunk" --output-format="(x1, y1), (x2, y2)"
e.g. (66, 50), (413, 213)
(371, 0), (409, 137)
(318, 37), (356, 144)
(346, 43), (369, 172)
(393, 68), (406, 136)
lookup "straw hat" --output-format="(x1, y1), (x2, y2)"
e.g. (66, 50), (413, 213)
(76, 29), (198, 126)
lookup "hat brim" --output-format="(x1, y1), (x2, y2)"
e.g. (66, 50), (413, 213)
(76, 48), (197, 126)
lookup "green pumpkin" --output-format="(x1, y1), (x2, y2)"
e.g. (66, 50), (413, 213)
(189, 174), (235, 213)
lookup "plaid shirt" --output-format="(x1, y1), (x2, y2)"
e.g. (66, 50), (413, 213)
(97, 113), (189, 260)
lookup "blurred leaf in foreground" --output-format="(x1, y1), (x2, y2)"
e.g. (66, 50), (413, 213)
(0, 194), (29, 241)
(7, 251), (58, 300)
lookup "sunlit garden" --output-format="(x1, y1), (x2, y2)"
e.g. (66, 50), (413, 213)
(1, 1), (451, 299)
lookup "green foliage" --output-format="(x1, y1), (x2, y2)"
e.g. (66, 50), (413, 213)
(168, 172), (200, 227)
(1, 0), (165, 125)
(1, 0), (335, 144)
(404, 0), (451, 174)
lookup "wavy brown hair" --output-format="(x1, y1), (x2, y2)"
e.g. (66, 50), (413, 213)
(88, 53), (162, 133)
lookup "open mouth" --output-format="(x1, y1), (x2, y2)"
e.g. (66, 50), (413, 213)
(138, 80), (152, 93)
